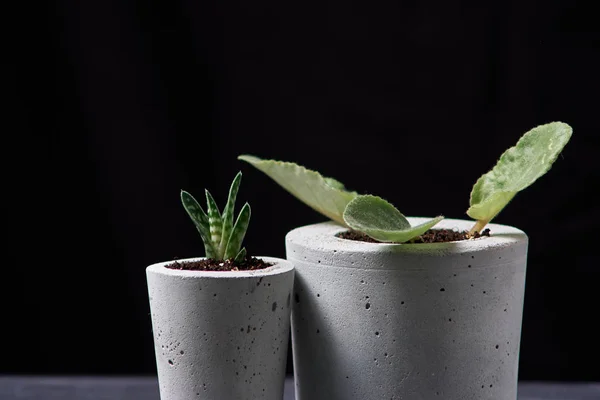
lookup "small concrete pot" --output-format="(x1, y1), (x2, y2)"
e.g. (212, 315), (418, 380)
(146, 257), (294, 400)
(286, 218), (528, 400)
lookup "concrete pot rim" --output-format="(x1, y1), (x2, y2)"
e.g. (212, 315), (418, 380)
(146, 256), (293, 279)
(286, 217), (527, 256)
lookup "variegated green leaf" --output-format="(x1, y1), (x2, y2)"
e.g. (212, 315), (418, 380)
(219, 171), (242, 256)
(343, 195), (444, 243)
(238, 155), (358, 225)
(225, 202), (251, 260)
(180, 190), (218, 258)
(205, 189), (222, 246)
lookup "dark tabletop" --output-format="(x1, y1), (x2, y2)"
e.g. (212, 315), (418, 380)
(1, 376), (599, 399)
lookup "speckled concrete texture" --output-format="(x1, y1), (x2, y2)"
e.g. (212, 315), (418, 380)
(286, 218), (528, 400)
(146, 257), (294, 400)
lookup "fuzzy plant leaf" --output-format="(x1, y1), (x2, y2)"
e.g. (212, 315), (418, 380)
(219, 171), (242, 256)
(180, 190), (218, 258)
(205, 190), (222, 245)
(467, 121), (572, 229)
(238, 155), (358, 225)
(224, 202), (251, 260)
(343, 195), (444, 243)
(323, 177), (347, 191)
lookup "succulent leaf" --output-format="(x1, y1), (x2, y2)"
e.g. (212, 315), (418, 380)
(180, 190), (218, 258)
(219, 171), (242, 256)
(225, 202), (251, 260)
(234, 247), (247, 263)
(205, 189), (223, 245)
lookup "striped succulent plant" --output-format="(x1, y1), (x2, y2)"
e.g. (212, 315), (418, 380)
(180, 172), (251, 262)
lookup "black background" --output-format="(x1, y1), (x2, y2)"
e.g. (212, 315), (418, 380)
(13, 0), (599, 381)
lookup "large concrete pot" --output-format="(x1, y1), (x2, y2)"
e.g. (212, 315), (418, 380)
(286, 218), (528, 400)
(146, 256), (294, 400)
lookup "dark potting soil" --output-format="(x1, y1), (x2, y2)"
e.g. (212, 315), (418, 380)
(336, 228), (491, 244)
(164, 256), (273, 271)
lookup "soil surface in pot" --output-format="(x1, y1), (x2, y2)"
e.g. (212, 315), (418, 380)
(164, 256), (273, 271)
(336, 228), (491, 244)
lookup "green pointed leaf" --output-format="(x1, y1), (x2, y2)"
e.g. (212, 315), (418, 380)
(234, 247), (247, 263)
(205, 189), (222, 246)
(343, 195), (444, 243)
(238, 155), (358, 225)
(219, 171), (242, 256)
(225, 203), (251, 260)
(180, 190), (218, 258)
(467, 121), (573, 223)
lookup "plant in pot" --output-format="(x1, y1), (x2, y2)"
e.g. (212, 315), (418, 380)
(238, 121), (572, 400)
(146, 172), (295, 400)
